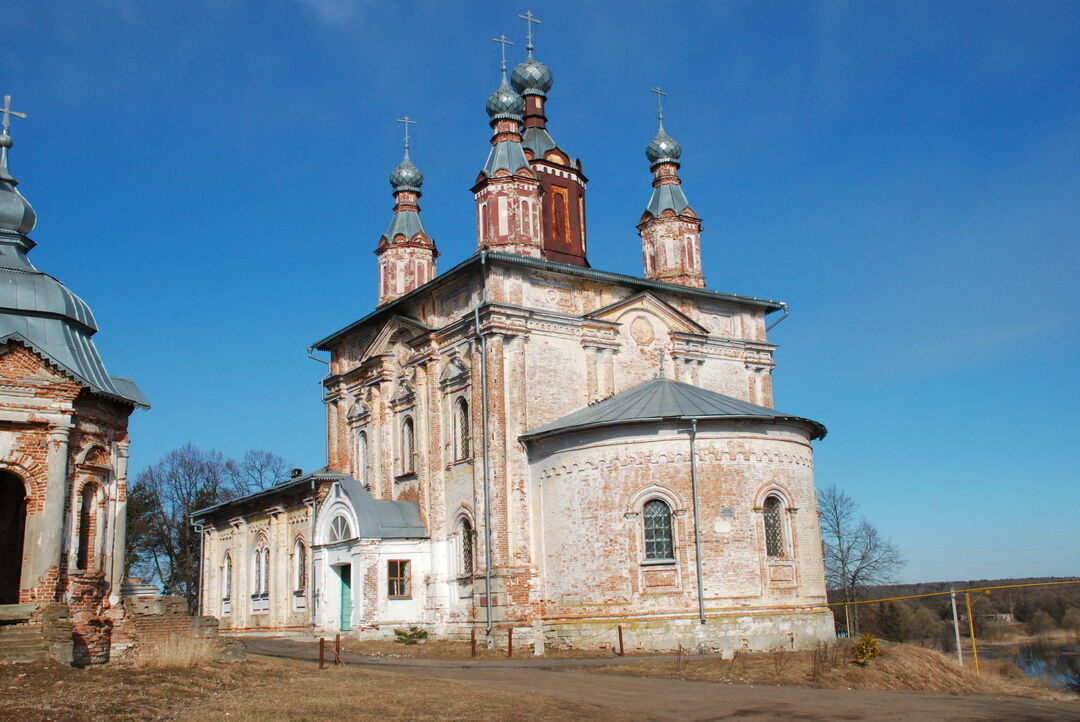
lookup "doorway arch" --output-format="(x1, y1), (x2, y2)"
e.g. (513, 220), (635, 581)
(0, 471), (28, 604)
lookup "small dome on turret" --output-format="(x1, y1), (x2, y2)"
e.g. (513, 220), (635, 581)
(645, 121), (682, 166)
(0, 136), (37, 236)
(389, 154), (423, 192)
(511, 57), (553, 96)
(486, 76), (525, 121)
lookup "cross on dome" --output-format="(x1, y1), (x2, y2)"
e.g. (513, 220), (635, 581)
(492, 34), (514, 73)
(396, 115), (416, 156)
(649, 86), (667, 122)
(518, 10), (541, 57)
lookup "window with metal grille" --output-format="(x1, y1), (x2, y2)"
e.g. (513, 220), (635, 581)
(455, 398), (470, 460)
(764, 496), (785, 557)
(460, 519), (473, 575)
(388, 560), (411, 598)
(295, 540), (306, 591)
(356, 430), (368, 484)
(402, 416), (416, 474)
(643, 499), (674, 560)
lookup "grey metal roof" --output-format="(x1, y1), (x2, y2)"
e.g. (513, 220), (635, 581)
(521, 376), (826, 441)
(521, 126), (557, 159)
(645, 183), (691, 218)
(0, 235), (147, 408)
(191, 468), (427, 539)
(481, 140), (531, 178)
(381, 209), (427, 243)
(312, 251), (786, 350)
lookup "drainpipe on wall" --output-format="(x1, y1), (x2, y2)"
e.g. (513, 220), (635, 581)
(689, 418), (706, 625)
(194, 519), (206, 615)
(309, 478), (318, 630)
(765, 302), (789, 333)
(473, 252), (494, 639)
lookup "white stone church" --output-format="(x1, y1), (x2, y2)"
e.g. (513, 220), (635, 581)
(193, 28), (835, 652)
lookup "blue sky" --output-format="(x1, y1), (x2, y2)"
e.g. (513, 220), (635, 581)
(4, 1), (1078, 583)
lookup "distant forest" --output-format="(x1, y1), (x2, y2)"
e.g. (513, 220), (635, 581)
(828, 577), (1080, 646)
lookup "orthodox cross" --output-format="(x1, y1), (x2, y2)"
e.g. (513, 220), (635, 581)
(492, 34), (514, 72)
(518, 10), (541, 55)
(396, 116), (416, 154)
(1, 95), (27, 136)
(649, 87), (667, 121)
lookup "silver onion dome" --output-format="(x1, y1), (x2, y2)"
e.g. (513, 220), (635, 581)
(511, 57), (553, 96)
(486, 76), (525, 121)
(0, 135), (37, 236)
(645, 121), (682, 166)
(389, 154), (423, 192)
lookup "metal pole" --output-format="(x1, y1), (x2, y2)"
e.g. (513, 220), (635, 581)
(964, 591), (980, 674)
(689, 419), (705, 625)
(950, 591), (963, 666)
(844, 604), (851, 638)
(475, 253), (494, 639)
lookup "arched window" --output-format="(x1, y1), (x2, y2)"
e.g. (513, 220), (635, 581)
(262, 549), (270, 595)
(355, 430), (368, 484)
(222, 553), (232, 599)
(455, 398), (470, 460)
(643, 499), (674, 561)
(329, 515), (353, 543)
(460, 518), (474, 575)
(294, 539), (306, 591)
(252, 548), (262, 597)
(402, 416), (416, 474)
(763, 496), (786, 557)
(481, 204), (489, 237)
(76, 483), (98, 570)
(251, 539), (270, 613)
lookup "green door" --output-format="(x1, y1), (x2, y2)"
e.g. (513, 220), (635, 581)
(339, 565), (352, 632)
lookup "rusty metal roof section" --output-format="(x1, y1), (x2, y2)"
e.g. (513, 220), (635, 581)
(521, 376), (826, 442)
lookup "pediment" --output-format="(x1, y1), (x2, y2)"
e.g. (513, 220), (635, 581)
(439, 353), (471, 386)
(584, 292), (707, 335)
(360, 315), (434, 363)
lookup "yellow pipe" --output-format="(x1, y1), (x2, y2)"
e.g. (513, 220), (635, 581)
(827, 579), (1080, 608)
(964, 591), (980, 674)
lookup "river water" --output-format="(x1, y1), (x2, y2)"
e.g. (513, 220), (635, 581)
(1014, 643), (1080, 693)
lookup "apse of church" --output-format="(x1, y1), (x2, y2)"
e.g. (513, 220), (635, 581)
(195, 14), (833, 652)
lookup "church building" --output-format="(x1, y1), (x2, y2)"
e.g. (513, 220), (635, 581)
(0, 97), (149, 663)
(193, 23), (834, 652)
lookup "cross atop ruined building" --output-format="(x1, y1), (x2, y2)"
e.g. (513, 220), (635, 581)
(518, 11), (541, 55)
(492, 34), (514, 73)
(1, 95), (27, 136)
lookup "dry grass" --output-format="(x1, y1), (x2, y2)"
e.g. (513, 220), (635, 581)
(589, 641), (1066, 699)
(134, 634), (218, 668)
(0, 655), (623, 722)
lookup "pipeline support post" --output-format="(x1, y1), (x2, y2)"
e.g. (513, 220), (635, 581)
(950, 590), (964, 666)
(964, 591), (980, 674)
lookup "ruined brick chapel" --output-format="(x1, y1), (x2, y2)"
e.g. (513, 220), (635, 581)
(192, 27), (836, 652)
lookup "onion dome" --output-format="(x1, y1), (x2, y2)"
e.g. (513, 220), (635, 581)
(389, 152), (423, 193)
(486, 75), (525, 122)
(0, 134), (36, 236)
(511, 57), (553, 96)
(645, 119), (682, 167)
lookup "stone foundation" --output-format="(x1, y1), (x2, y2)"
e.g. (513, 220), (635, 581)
(543, 608), (835, 654)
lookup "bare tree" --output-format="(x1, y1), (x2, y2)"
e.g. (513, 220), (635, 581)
(818, 484), (905, 635)
(126, 444), (290, 611)
(227, 449), (292, 495)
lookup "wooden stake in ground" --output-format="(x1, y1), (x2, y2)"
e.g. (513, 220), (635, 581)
(471, 628), (477, 658)
(319, 638), (325, 670)
(334, 634), (344, 665)
(618, 625), (624, 656)
(508, 627), (513, 658)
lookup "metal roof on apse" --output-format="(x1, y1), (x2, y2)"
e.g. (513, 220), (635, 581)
(521, 376), (826, 441)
